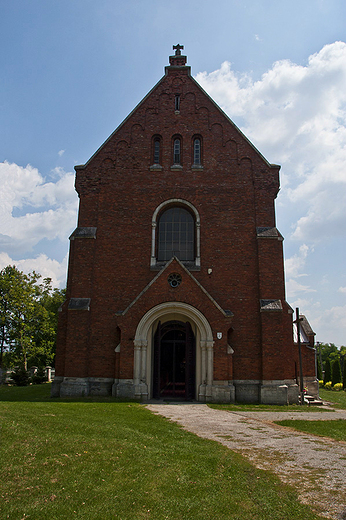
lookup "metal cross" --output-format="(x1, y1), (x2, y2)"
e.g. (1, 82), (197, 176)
(173, 44), (184, 56)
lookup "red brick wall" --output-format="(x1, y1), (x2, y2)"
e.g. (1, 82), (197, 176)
(56, 60), (295, 385)
(294, 344), (316, 379)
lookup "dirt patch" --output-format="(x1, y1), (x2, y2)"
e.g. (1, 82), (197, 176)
(147, 404), (346, 519)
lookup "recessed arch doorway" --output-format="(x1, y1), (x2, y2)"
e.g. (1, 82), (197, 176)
(133, 302), (214, 402)
(153, 320), (196, 400)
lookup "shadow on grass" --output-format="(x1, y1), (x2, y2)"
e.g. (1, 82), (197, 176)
(3, 384), (344, 412)
(0, 383), (137, 404)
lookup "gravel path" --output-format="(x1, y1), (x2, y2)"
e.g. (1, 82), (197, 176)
(147, 403), (346, 520)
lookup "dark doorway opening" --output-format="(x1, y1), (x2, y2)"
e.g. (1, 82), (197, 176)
(153, 320), (195, 400)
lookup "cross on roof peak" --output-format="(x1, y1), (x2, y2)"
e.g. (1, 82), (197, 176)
(173, 44), (184, 56)
(168, 44), (188, 68)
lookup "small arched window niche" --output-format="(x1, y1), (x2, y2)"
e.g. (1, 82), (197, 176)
(192, 136), (203, 169)
(171, 135), (183, 169)
(151, 199), (200, 270)
(175, 94), (181, 113)
(150, 135), (163, 171)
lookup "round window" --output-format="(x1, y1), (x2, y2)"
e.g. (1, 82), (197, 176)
(168, 273), (182, 288)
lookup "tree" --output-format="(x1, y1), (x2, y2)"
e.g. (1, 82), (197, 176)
(317, 359), (322, 380)
(0, 266), (65, 371)
(319, 343), (339, 366)
(331, 358), (342, 386)
(28, 277), (65, 368)
(323, 358), (332, 385)
(0, 266), (14, 368)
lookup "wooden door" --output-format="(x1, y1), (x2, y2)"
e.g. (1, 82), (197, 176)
(153, 320), (195, 400)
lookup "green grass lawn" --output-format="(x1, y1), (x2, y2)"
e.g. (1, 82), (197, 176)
(0, 384), (324, 520)
(275, 418), (346, 441)
(274, 388), (346, 441)
(319, 387), (346, 409)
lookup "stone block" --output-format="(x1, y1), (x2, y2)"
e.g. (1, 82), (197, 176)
(60, 377), (89, 397)
(113, 379), (136, 399)
(88, 378), (114, 396)
(260, 383), (288, 405)
(235, 381), (260, 403)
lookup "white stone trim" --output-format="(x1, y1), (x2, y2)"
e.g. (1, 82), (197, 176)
(134, 302), (212, 345)
(134, 301), (214, 400)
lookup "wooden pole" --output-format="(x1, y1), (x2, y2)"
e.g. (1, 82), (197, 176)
(295, 308), (305, 405)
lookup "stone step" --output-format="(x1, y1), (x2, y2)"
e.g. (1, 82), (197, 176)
(299, 394), (324, 406)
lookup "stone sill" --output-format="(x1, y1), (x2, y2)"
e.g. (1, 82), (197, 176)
(150, 263), (200, 272)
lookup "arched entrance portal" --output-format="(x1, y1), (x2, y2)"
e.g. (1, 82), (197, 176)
(133, 302), (215, 402)
(153, 321), (196, 400)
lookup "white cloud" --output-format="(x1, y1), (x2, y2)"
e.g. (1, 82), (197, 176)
(0, 252), (68, 289)
(339, 287), (346, 294)
(0, 160), (77, 287)
(290, 297), (320, 311)
(312, 305), (346, 345)
(195, 42), (346, 345)
(195, 41), (346, 244)
(286, 278), (317, 299)
(58, 149), (65, 156)
(0, 161), (78, 254)
(284, 245), (317, 298)
(285, 244), (310, 278)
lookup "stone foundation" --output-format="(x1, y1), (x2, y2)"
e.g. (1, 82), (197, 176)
(304, 377), (319, 398)
(209, 381), (235, 403)
(234, 380), (261, 403)
(51, 377), (299, 404)
(51, 377), (113, 398)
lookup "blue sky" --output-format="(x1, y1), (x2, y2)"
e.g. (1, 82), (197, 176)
(1, 0), (345, 345)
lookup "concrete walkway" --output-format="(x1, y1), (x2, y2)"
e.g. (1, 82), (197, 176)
(147, 403), (346, 520)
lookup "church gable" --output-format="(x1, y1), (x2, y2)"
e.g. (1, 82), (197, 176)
(75, 46), (279, 201)
(53, 46), (309, 405)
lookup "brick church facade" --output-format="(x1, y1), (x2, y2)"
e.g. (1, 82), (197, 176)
(52, 46), (310, 404)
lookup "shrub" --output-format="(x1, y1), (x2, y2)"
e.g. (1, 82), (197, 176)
(333, 383), (343, 392)
(10, 367), (31, 386)
(31, 367), (47, 385)
(324, 381), (332, 390)
(332, 358), (342, 386)
(343, 359), (346, 390)
(319, 380), (324, 387)
(324, 358), (332, 385)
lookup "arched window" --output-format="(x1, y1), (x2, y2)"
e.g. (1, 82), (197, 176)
(151, 199), (201, 269)
(158, 207), (194, 261)
(173, 138), (181, 165)
(154, 138), (160, 164)
(175, 94), (180, 112)
(193, 138), (201, 165)
(151, 135), (162, 167)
